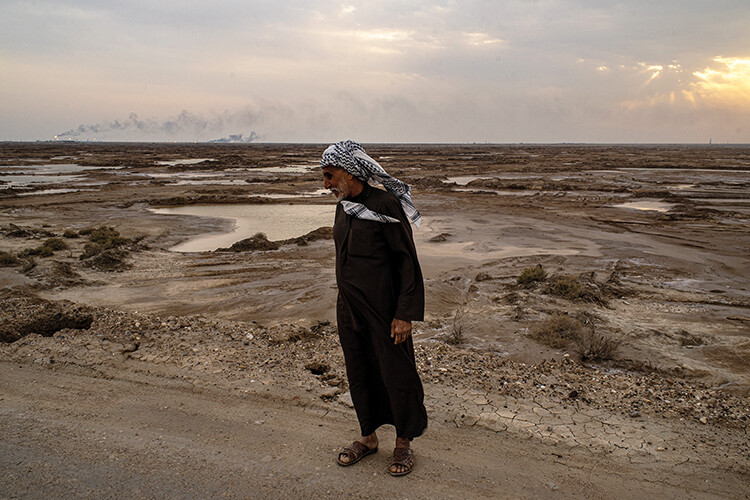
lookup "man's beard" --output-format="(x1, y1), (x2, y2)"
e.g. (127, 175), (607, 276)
(332, 184), (349, 201)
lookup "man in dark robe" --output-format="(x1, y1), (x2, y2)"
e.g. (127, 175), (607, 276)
(320, 140), (427, 477)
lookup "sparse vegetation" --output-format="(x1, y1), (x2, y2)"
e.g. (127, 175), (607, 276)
(80, 226), (131, 260)
(531, 312), (619, 361)
(19, 245), (54, 258)
(18, 237), (69, 259)
(0, 251), (19, 267)
(544, 273), (608, 305)
(42, 237), (68, 251)
(446, 308), (465, 345)
(576, 328), (620, 362)
(530, 312), (582, 349)
(517, 264), (547, 287)
(220, 232), (280, 252)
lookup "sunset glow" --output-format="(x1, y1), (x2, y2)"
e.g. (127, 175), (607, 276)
(690, 57), (750, 105)
(1, 1), (748, 142)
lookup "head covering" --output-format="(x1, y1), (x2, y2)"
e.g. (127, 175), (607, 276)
(321, 140), (420, 227)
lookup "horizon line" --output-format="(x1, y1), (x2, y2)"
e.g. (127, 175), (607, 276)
(2, 140), (749, 147)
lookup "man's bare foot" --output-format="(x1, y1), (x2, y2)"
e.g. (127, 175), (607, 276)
(337, 432), (378, 466)
(389, 436), (414, 476)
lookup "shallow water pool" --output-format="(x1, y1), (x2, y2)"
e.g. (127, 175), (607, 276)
(150, 204), (335, 252)
(613, 200), (674, 212)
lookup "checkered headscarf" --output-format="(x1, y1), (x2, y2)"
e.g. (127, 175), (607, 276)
(321, 140), (421, 227)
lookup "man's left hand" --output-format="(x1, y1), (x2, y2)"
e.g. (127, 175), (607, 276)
(391, 319), (412, 345)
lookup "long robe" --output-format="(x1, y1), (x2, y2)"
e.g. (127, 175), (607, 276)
(334, 184), (427, 439)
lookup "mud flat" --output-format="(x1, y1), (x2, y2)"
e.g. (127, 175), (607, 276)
(1, 142), (748, 498)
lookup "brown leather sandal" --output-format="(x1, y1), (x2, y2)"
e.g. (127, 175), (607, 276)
(336, 441), (378, 466)
(389, 446), (415, 476)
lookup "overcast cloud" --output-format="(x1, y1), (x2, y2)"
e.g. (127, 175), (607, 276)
(1, 0), (748, 142)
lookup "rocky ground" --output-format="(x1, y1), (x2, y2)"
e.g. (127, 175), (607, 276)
(1, 142), (749, 498)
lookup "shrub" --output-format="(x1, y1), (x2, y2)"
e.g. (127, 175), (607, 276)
(0, 251), (18, 267)
(17, 237), (69, 259)
(89, 226), (129, 245)
(19, 246), (54, 258)
(576, 328), (620, 362)
(545, 273), (608, 304)
(517, 264), (547, 287)
(531, 312), (619, 361)
(80, 226), (130, 259)
(42, 237), (68, 251)
(530, 312), (582, 349)
(63, 229), (79, 238)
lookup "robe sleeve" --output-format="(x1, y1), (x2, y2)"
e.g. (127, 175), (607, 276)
(380, 197), (425, 321)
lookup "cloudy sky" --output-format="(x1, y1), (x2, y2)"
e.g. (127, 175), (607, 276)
(1, 0), (749, 143)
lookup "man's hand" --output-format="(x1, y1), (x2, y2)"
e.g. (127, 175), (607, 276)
(390, 318), (412, 345)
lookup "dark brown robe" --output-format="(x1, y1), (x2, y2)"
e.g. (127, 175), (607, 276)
(334, 184), (427, 439)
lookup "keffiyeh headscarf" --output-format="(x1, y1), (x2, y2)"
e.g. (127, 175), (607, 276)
(321, 140), (421, 227)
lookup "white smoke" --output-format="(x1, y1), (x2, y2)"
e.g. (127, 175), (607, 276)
(56, 110), (261, 142)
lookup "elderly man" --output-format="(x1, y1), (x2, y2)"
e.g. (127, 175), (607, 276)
(321, 140), (427, 477)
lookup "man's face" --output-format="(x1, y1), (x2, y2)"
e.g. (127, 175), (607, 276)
(322, 165), (353, 201)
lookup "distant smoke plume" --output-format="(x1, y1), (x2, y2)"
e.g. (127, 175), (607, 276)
(55, 110), (260, 142)
(208, 132), (259, 143)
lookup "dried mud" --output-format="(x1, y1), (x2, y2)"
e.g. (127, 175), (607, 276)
(1, 142), (749, 498)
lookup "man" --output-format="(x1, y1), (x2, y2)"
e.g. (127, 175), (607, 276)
(321, 140), (427, 477)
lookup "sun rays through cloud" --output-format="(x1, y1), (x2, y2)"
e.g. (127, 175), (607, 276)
(1, 1), (749, 142)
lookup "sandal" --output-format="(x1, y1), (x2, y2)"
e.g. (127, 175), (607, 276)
(389, 447), (415, 476)
(336, 441), (378, 466)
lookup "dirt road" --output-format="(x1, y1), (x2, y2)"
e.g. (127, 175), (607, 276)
(1, 361), (745, 499)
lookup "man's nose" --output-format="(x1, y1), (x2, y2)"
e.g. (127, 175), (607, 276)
(324, 178), (331, 188)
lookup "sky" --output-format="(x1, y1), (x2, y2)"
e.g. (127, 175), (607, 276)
(1, 0), (749, 143)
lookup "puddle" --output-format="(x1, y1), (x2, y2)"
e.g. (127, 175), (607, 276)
(150, 204), (335, 252)
(241, 166), (316, 174)
(17, 188), (98, 197)
(0, 174), (85, 188)
(173, 180), (249, 186)
(620, 168), (750, 173)
(444, 176), (495, 186)
(416, 239), (578, 261)
(452, 188), (538, 196)
(1, 164), (122, 174)
(156, 159), (214, 166)
(145, 172), (248, 186)
(147, 172), (218, 179)
(255, 189), (329, 199)
(613, 201), (674, 212)
(444, 174), (528, 185)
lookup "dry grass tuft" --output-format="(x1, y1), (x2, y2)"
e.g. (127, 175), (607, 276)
(544, 273), (609, 305)
(531, 312), (619, 361)
(530, 312), (582, 349)
(80, 226), (131, 260)
(576, 328), (620, 362)
(0, 251), (19, 267)
(517, 264), (547, 287)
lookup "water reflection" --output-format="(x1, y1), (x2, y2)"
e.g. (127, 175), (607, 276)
(150, 204), (335, 252)
(613, 200), (674, 212)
